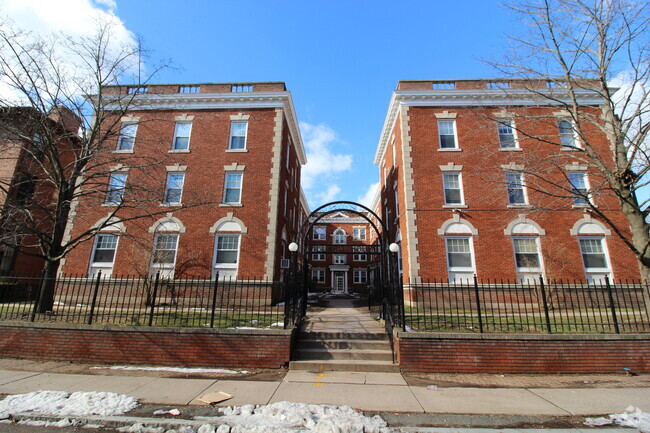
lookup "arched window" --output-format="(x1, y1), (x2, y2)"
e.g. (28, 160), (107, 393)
(88, 217), (126, 277)
(504, 216), (545, 283)
(211, 219), (245, 280)
(150, 220), (181, 278)
(333, 228), (347, 244)
(438, 215), (478, 283)
(570, 215), (612, 284)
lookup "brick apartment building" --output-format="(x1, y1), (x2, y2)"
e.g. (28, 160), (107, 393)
(61, 82), (307, 281)
(307, 211), (377, 292)
(375, 79), (640, 284)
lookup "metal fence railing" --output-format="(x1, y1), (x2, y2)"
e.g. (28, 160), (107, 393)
(404, 277), (650, 334)
(0, 272), (285, 329)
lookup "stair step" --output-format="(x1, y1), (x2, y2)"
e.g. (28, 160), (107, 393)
(295, 348), (393, 361)
(300, 339), (391, 350)
(289, 360), (400, 373)
(299, 331), (389, 340)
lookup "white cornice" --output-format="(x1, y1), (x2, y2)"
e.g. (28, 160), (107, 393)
(373, 87), (606, 165)
(99, 91), (307, 165)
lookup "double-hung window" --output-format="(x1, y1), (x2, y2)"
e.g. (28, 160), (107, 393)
(164, 173), (185, 204)
(579, 238), (611, 284)
(497, 120), (517, 149)
(313, 227), (326, 240)
(353, 228), (366, 240)
(353, 270), (367, 284)
(443, 173), (463, 205)
(558, 119), (577, 148)
(445, 237), (475, 283)
(223, 173), (243, 204)
(89, 233), (119, 276)
(312, 269), (325, 283)
(438, 120), (457, 149)
(213, 232), (241, 280)
(334, 254), (346, 264)
(117, 123), (137, 151)
(172, 122), (192, 150)
(229, 121), (247, 150)
(152, 234), (178, 272)
(569, 172), (589, 205)
(512, 237), (543, 282)
(106, 173), (127, 204)
(312, 246), (325, 261)
(506, 173), (526, 205)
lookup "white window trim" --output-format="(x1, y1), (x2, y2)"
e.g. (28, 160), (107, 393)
(115, 121), (138, 153)
(567, 170), (591, 208)
(313, 226), (326, 240)
(88, 233), (120, 277)
(334, 254), (346, 264)
(353, 269), (368, 284)
(496, 119), (520, 150)
(556, 117), (582, 150)
(333, 228), (347, 245)
(163, 172), (185, 205)
(212, 232), (242, 280)
(577, 236), (613, 283)
(222, 172), (243, 204)
(171, 121), (192, 152)
(228, 120), (248, 151)
(442, 172), (466, 207)
(505, 172), (529, 207)
(353, 227), (366, 241)
(444, 236), (477, 281)
(511, 236), (544, 275)
(150, 233), (180, 278)
(312, 269), (326, 283)
(104, 171), (127, 205)
(437, 119), (459, 150)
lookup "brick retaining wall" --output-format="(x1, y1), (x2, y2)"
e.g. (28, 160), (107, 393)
(0, 322), (294, 369)
(396, 332), (650, 373)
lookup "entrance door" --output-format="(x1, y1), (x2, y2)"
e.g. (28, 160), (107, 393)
(334, 273), (345, 292)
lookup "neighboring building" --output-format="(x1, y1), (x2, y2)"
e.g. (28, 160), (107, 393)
(61, 82), (307, 281)
(307, 211), (376, 292)
(0, 106), (80, 274)
(375, 79), (640, 284)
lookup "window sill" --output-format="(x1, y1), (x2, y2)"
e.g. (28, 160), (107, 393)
(101, 203), (120, 207)
(220, 203), (243, 207)
(112, 150), (134, 154)
(561, 147), (583, 151)
(438, 148), (462, 152)
(160, 203), (182, 207)
(572, 204), (593, 209)
(499, 148), (523, 152)
(169, 149), (190, 153)
(226, 149), (248, 153)
(507, 204), (532, 209)
(442, 204), (468, 209)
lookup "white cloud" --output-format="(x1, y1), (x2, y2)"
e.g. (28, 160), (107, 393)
(357, 182), (379, 208)
(300, 121), (353, 190)
(315, 184), (341, 204)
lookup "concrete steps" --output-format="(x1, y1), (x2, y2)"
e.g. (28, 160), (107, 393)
(290, 296), (398, 373)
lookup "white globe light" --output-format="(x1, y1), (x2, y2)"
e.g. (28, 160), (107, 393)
(389, 243), (399, 253)
(288, 242), (298, 252)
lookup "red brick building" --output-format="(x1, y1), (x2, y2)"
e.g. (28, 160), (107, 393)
(307, 211), (376, 292)
(375, 79), (640, 284)
(61, 82), (307, 281)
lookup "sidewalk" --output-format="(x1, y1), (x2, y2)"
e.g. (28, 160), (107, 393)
(1, 358), (648, 417)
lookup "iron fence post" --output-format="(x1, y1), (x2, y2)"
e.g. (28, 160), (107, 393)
(539, 276), (552, 334)
(210, 272), (219, 328)
(605, 276), (620, 334)
(148, 272), (160, 327)
(87, 271), (102, 325)
(473, 275), (484, 333)
(29, 270), (46, 322)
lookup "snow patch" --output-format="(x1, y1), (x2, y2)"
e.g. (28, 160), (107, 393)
(92, 366), (249, 375)
(0, 391), (138, 418)
(585, 407), (650, 432)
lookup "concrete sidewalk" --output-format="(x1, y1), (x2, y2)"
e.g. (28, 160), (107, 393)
(1, 366), (649, 417)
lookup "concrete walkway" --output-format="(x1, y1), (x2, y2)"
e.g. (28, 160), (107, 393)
(1, 365), (649, 416)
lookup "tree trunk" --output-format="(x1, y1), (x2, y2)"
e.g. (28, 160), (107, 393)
(35, 259), (59, 313)
(620, 198), (650, 282)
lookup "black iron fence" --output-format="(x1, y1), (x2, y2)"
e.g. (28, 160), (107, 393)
(404, 277), (650, 334)
(0, 272), (285, 329)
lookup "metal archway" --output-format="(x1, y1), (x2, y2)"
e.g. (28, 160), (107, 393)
(284, 201), (405, 336)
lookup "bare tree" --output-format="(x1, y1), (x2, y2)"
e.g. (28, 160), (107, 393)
(0, 17), (200, 311)
(489, 0), (650, 279)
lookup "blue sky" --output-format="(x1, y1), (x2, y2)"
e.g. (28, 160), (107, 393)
(2, 0), (518, 210)
(112, 0), (518, 209)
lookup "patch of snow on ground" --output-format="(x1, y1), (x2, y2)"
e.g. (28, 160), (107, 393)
(0, 391), (138, 418)
(269, 322), (284, 327)
(585, 407), (650, 433)
(211, 401), (391, 433)
(92, 366), (249, 374)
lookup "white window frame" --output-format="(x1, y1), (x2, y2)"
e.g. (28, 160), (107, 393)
(163, 172), (185, 204)
(578, 237), (612, 285)
(568, 172), (590, 206)
(89, 233), (120, 277)
(444, 236), (476, 283)
(442, 172), (464, 206)
(353, 228), (366, 241)
(312, 269), (325, 283)
(558, 118), (580, 149)
(313, 226), (326, 240)
(505, 172), (527, 205)
(497, 119), (518, 149)
(117, 123), (137, 151)
(353, 269), (367, 284)
(172, 121), (192, 151)
(437, 119), (458, 149)
(334, 254), (346, 264)
(333, 228), (346, 244)
(353, 253), (367, 262)
(312, 245), (325, 261)
(213, 233), (241, 280)
(223, 172), (243, 204)
(511, 237), (544, 281)
(105, 172), (127, 204)
(150, 233), (179, 278)
(229, 121), (248, 150)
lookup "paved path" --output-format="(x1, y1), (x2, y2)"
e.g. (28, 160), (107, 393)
(1, 366), (649, 416)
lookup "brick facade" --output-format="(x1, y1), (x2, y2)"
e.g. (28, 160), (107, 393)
(375, 79), (641, 284)
(0, 323), (293, 368)
(61, 83), (308, 281)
